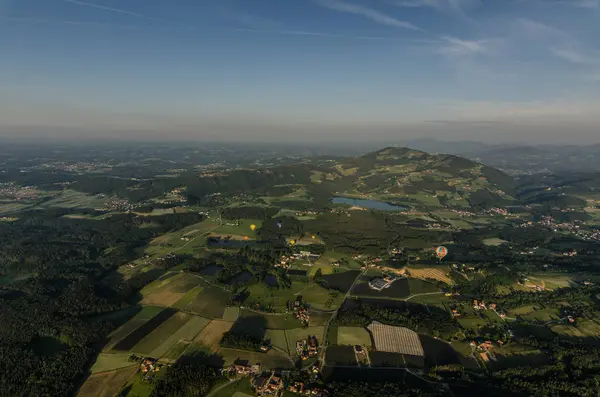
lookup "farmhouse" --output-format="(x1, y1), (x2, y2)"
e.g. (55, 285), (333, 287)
(369, 278), (391, 291)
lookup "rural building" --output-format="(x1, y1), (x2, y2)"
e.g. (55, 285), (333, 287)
(368, 278), (391, 291)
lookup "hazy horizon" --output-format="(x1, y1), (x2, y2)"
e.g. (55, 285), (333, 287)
(2, 0), (600, 144)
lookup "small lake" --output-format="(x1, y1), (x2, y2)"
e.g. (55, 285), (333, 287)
(331, 197), (407, 211)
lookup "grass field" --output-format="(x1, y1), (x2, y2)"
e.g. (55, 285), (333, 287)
(130, 312), (196, 355)
(407, 279), (439, 294)
(301, 284), (344, 310)
(337, 327), (372, 347)
(223, 307), (241, 322)
(183, 285), (232, 318)
(285, 326), (325, 355)
(77, 365), (138, 397)
(90, 353), (136, 374)
(0, 202), (29, 215)
(151, 315), (210, 358)
(310, 310), (333, 327)
(43, 189), (109, 209)
(113, 309), (176, 352)
(212, 219), (262, 238)
(325, 346), (357, 366)
(218, 347), (293, 369)
(239, 309), (302, 329)
(520, 307), (562, 323)
(104, 306), (165, 351)
(245, 281), (308, 311)
(405, 267), (453, 285)
(188, 320), (234, 353)
(265, 329), (289, 354)
(162, 340), (192, 362)
(141, 273), (202, 307)
(210, 379), (255, 397)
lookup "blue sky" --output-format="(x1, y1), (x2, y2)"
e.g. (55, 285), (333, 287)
(1, 0), (599, 143)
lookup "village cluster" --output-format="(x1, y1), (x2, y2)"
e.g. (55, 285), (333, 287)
(225, 360), (327, 397)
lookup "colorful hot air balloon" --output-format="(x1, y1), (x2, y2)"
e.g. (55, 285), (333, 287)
(244, 236), (249, 240)
(276, 221), (282, 229)
(435, 246), (448, 260)
(250, 224), (256, 231)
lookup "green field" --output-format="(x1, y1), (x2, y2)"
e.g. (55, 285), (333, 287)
(90, 353), (136, 374)
(184, 285), (232, 318)
(131, 312), (203, 355)
(265, 329), (289, 354)
(285, 326), (325, 355)
(239, 309), (301, 329)
(140, 273), (202, 307)
(223, 307), (241, 322)
(337, 326), (372, 347)
(42, 189), (109, 209)
(162, 340), (192, 362)
(218, 347), (293, 369)
(0, 202), (29, 215)
(104, 306), (165, 351)
(520, 307), (562, 323)
(212, 219), (263, 238)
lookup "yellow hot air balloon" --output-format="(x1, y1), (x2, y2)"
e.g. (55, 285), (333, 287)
(311, 235), (316, 239)
(290, 239), (295, 245)
(250, 224), (256, 231)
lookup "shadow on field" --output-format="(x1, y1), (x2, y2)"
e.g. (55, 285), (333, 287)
(178, 351), (225, 368)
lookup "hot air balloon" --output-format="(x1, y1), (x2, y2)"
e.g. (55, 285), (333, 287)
(250, 224), (256, 231)
(276, 221), (282, 229)
(289, 239), (295, 245)
(435, 246), (448, 260)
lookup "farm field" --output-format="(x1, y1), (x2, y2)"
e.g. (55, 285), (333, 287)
(42, 189), (108, 209)
(90, 353), (136, 374)
(223, 307), (241, 322)
(325, 346), (357, 366)
(130, 311), (198, 355)
(245, 281), (308, 311)
(162, 340), (192, 362)
(212, 219), (263, 237)
(310, 310), (333, 327)
(337, 326), (372, 347)
(218, 347), (294, 369)
(140, 273), (202, 307)
(183, 285), (232, 318)
(76, 365), (138, 397)
(407, 293), (449, 308)
(103, 306), (165, 351)
(239, 309), (302, 330)
(405, 267), (453, 285)
(420, 335), (461, 367)
(112, 309), (176, 352)
(407, 279), (439, 294)
(368, 322), (424, 356)
(265, 329), (289, 354)
(285, 326), (325, 355)
(322, 271), (361, 292)
(0, 202), (29, 215)
(188, 320), (234, 353)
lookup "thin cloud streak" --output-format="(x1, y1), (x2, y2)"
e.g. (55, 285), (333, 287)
(315, 0), (422, 30)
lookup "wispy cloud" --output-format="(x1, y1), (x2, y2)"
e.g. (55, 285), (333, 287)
(394, 0), (479, 11)
(516, 18), (599, 65)
(551, 0), (599, 9)
(59, 0), (167, 23)
(6, 16), (140, 29)
(436, 36), (488, 55)
(315, 0), (422, 30)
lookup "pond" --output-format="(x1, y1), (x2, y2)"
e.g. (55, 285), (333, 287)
(229, 271), (253, 284)
(331, 197), (407, 211)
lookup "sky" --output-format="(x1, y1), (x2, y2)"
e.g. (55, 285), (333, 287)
(1, 0), (599, 144)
